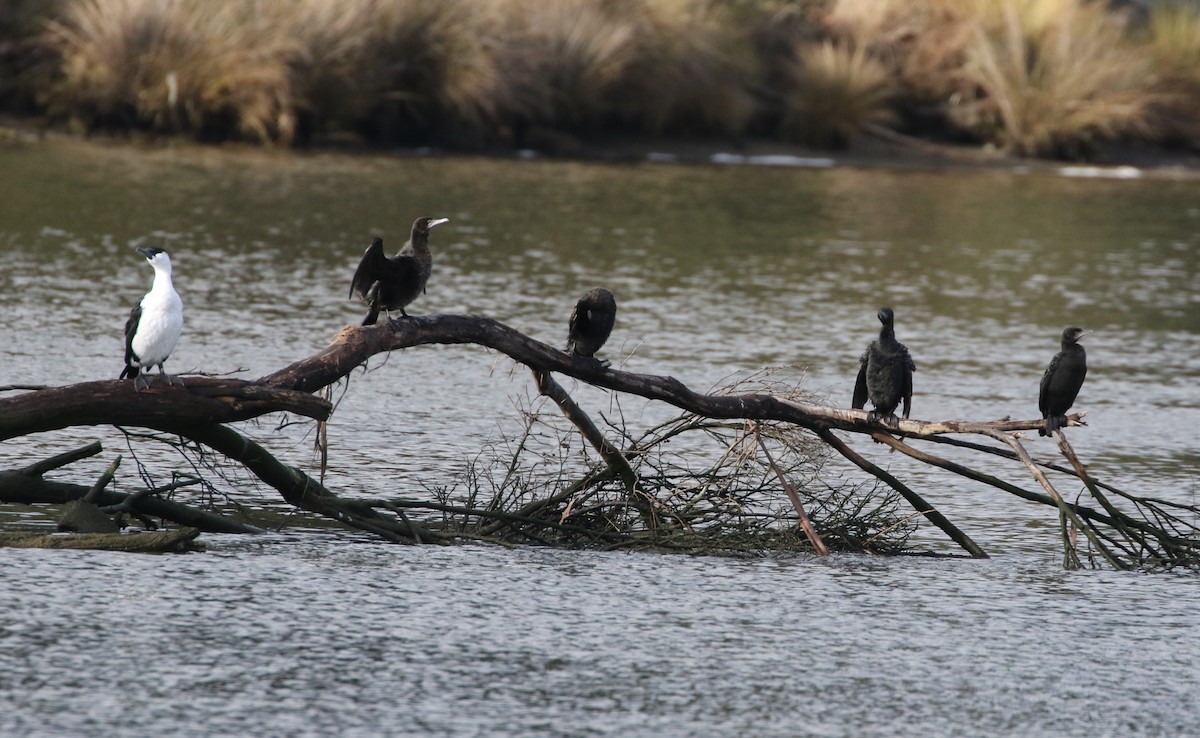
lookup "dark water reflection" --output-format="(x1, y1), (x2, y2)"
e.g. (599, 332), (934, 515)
(1, 141), (1199, 735)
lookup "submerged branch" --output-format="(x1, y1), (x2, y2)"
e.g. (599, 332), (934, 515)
(0, 443), (261, 534)
(163, 422), (447, 544)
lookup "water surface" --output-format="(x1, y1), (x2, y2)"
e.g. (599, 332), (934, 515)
(1, 140), (1198, 736)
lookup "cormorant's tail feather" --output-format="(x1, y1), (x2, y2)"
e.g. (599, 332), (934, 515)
(120, 365), (139, 380)
(361, 307), (380, 326)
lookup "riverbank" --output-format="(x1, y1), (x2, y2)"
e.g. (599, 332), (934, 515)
(3, 0), (1200, 164)
(6, 112), (1200, 185)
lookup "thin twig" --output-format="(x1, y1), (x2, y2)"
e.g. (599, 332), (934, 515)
(752, 422), (828, 556)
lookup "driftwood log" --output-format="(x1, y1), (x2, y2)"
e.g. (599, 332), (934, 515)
(2, 314), (1197, 569)
(0, 527), (202, 553)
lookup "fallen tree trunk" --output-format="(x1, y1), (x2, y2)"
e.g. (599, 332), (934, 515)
(0, 377), (331, 442)
(2, 314), (1194, 569)
(256, 316), (1062, 439)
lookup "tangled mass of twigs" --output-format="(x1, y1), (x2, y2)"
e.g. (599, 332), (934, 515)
(406, 370), (915, 556)
(2, 315), (1199, 571)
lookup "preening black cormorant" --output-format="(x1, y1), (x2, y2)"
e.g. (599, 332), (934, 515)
(1039, 326), (1089, 436)
(349, 216), (450, 326)
(852, 307), (916, 425)
(566, 287), (617, 366)
(120, 247), (184, 391)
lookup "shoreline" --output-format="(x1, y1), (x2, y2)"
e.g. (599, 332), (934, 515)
(5, 115), (1200, 182)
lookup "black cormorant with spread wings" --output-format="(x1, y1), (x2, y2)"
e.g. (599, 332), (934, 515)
(349, 216), (449, 326)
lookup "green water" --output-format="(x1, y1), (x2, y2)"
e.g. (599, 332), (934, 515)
(2, 139), (1200, 738)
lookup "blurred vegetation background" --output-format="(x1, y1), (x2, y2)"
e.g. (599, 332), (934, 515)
(1, 0), (1198, 159)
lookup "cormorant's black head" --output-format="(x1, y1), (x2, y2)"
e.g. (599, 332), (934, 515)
(135, 246), (172, 272)
(583, 287), (617, 312)
(412, 217), (450, 235)
(1061, 326), (1088, 346)
(877, 307), (895, 326)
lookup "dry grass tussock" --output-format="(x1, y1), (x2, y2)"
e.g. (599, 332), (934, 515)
(778, 41), (895, 148)
(961, 0), (1166, 157)
(1145, 2), (1200, 145)
(31, 0), (1200, 155)
(825, 0), (1185, 156)
(824, 0), (978, 116)
(491, 0), (755, 136)
(45, 0), (298, 142)
(282, 0), (506, 143)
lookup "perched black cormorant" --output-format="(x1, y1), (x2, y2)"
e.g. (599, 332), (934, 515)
(1039, 326), (1089, 436)
(119, 247), (184, 391)
(566, 288), (617, 366)
(349, 216), (450, 326)
(852, 307), (916, 425)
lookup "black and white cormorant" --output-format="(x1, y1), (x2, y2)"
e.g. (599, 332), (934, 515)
(349, 216), (450, 326)
(852, 306), (916, 425)
(566, 287), (617, 366)
(119, 246), (184, 391)
(1038, 326), (1089, 436)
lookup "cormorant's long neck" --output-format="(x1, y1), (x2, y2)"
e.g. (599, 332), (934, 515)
(879, 324), (896, 345)
(149, 265), (175, 295)
(407, 232), (432, 278)
(407, 232), (430, 257)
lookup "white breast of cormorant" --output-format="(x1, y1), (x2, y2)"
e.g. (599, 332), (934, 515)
(131, 264), (183, 366)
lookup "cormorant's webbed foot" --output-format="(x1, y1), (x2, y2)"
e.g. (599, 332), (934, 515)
(388, 310), (418, 328)
(132, 374), (151, 392)
(1040, 415), (1066, 437)
(863, 410), (900, 427)
(564, 350), (611, 370)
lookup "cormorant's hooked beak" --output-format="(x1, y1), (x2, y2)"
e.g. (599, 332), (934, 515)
(428, 218), (450, 229)
(135, 247), (155, 259)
